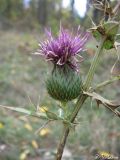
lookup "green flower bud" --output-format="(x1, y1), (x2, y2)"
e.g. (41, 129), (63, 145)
(46, 65), (82, 102)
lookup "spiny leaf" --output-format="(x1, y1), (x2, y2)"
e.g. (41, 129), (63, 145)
(83, 92), (120, 109)
(44, 110), (59, 120)
(103, 21), (119, 37)
(0, 105), (32, 115)
(83, 91), (120, 118)
(0, 105), (48, 120)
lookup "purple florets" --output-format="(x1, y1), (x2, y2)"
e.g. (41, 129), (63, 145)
(36, 27), (89, 70)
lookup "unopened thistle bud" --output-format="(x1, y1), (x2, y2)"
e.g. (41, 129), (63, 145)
(46, 65), (82, 102)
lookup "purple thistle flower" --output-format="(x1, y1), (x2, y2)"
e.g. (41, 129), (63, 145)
(36, 26), (90, 71)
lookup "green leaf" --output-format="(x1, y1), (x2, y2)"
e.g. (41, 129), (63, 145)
(0, 105), (48, 120)
(93, 30), (102, 41)
(103, 21), (119, 36)
(90, 27), (102, 41)
(0, 105), (32, 115)
(103, 39), (113, 50)
(45, 110), (59, 120)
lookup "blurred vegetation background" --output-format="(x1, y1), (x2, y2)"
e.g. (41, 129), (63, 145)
(0, 0), (120, 160)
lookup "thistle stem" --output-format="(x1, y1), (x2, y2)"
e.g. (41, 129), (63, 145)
(55, 37), (106, 160)
(55, 126), (70, 160)
(94, 75), (120, 91)
(83, 37), (106, 90)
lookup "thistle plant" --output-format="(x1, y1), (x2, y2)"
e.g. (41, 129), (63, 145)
(36, 27), (89, 103)
(0, 1), (120, 160)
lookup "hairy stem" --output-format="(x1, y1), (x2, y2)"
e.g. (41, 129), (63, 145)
(55, 37), (106, 160)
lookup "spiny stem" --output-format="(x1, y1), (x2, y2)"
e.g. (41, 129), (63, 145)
(55, 37), (106, 160)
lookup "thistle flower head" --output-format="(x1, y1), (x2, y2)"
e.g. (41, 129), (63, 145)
(36, 26), (90, 71)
